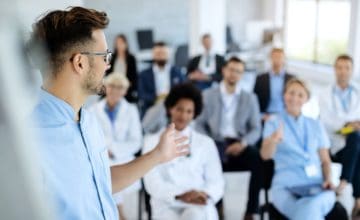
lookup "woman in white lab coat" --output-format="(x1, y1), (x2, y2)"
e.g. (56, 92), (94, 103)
(143, 83), (224, 220)
(91, 72), (142, 220)
(319, 55), (360, 217)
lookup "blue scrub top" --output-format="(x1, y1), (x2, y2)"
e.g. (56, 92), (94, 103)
(263, 111), (330, 188)
(31, 90), (118, 220)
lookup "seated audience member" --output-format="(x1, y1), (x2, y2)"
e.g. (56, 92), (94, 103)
(319, 54), (360, 218)
(253, 48), (294, 121)
(143, 83), (224, 220)
(106, 34), (138, 103)
(187, 34), (225, 90)
(195, 57), (263, 220)
(261, 78), (336, 220)
(138, 42), (185, 117)
(90, 73), (142, 220)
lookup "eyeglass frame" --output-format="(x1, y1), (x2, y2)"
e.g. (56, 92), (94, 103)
(70, 49), (113, 64)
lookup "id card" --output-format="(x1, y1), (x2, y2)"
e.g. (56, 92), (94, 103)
(304, 164), (320, 177)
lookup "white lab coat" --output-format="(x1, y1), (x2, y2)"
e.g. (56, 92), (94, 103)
(90, 99), (142, 198)
(319, 83), (360, 154)
(143, 127), (224, 220)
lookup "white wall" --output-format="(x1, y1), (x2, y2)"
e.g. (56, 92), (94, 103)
(83, 0), (189, 53)
(15, 0), (83, 34)
(226, 0), (264, 44)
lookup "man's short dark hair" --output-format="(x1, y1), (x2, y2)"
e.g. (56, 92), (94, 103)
(29, 6), (109, 74)
(164, 83), (203, 119)
(335, 54), (353, 65)
(224, 56), (245, 67)
(153, 41), (167, 48)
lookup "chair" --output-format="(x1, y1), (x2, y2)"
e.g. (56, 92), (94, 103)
(174, 44), (188, 69)
(259, 160), (348, 220)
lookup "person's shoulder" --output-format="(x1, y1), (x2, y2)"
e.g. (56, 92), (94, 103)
(190, 55), (201, 60)
(88, 99), (105, 112)
(143, 130), (162, 153)
(31, 100), (64, 127)
(203, 85), (219, 96)
(139, 67), (153, 76)
(193, 130), (214, 144)
(125, 100), (140, 114)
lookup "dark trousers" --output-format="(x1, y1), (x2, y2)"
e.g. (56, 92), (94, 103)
(333, 131), (360, 198)
(216, 141), (264, 214)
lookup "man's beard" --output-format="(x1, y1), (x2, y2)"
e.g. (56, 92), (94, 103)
(83, 69), (106, 96)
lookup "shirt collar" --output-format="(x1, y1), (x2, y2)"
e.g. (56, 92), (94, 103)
(220, 81), (241, 96)
(39, 88), (78, 122)
(269, 69), (286, 77)
(179, 126), (192, 137)
(153, 64), (171, 74)
(202, 50), (214, 57)
(284, 110), (304, 125)
(334, 83), (352, 95)
(104, 99), (122, 113)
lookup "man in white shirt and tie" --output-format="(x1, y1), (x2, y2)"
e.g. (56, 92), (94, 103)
(187, 34), (225, 90)
(139, 42), (185, 117)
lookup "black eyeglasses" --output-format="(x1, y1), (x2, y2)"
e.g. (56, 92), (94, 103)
(70, 49), (112, 64)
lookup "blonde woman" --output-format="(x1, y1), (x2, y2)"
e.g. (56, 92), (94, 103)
(261, 78), (336, 220)
(91, 73), (142, 220)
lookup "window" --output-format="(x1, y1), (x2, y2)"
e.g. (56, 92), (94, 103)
(285, 0), (351, 65)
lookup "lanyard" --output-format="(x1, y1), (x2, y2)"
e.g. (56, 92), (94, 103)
(283, 112), (309, 155)
(333, 86), (352, 112)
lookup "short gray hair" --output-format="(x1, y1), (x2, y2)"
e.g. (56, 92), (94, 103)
(104, 72), (130, 89)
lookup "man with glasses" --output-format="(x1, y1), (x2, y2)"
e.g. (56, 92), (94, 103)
(29, 7), (188, 220)
(195, 57), (263, 220)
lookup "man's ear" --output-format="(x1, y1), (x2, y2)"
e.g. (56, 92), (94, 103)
(71, 53), (87, 75)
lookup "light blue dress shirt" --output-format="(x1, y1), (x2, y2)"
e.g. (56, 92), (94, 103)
(333, 84), (353, 112)
(262, 111), (330, 188)
(266, 70), (286, 113)
(31, 90), (117, 220)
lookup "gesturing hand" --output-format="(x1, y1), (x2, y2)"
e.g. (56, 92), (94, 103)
(153, 123), (190, 163)
(175, 190), (208, 205)
(271, 122), (283, 144)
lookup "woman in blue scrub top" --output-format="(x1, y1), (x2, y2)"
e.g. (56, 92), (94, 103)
(260, 78), (336, 220)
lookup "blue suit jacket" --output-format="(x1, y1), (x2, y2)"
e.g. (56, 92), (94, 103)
(138, 66), (185, 117)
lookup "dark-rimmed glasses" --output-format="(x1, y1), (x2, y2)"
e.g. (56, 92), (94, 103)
(70, 49), (112, 64)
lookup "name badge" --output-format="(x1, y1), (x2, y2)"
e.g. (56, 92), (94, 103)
(305, 164), (319, 177)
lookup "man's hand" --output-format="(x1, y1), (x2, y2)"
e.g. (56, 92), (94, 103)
(346, 121), (360, 131)
(188, 70), (209, 81)
(152, 123), (189, 164)
(225, 142), (246, 156)
(175, 190), (208, 205)
(322, 179), (335, 190)
(262, 113), (272, 122)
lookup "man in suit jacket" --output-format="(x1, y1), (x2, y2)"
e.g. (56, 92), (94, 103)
(187, 34), (225, 90)
(138, 42), (185, 117)
(195, 57), (263, 220)
(253, 48), (294, 121)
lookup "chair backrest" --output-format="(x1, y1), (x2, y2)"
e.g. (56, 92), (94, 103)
(174, 44), (188, 69)
(136, 29), (154, 50)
